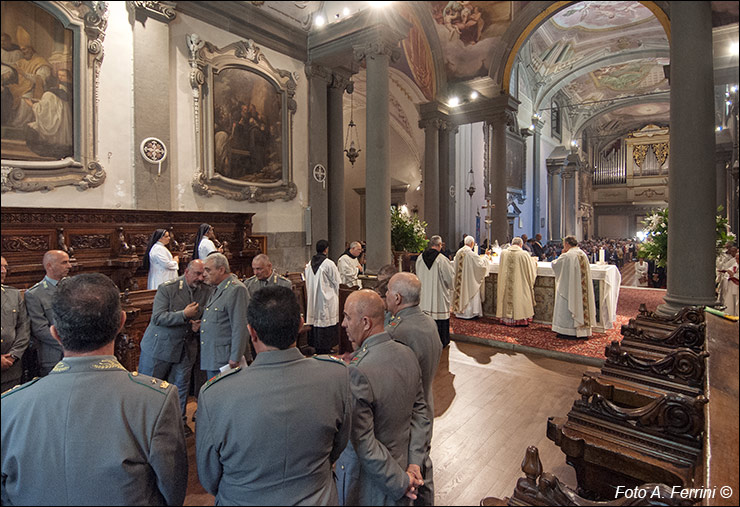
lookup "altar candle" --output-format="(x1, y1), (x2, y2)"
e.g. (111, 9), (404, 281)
(599, 248), (605, 263)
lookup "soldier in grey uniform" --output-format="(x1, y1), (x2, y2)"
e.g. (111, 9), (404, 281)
(336, 289), (429, 506)
(1, 273), (187, 506)
(197, 285), (351, 505)
(1, 256), (30, 393)
(23, 249), (71, 376)
(243, 253), (292, 299)
(200, 253), (250, 379)
(138, 259), (213, 434)
(385, 273), (443, 506)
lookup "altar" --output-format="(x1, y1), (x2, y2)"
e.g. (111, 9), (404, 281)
(481, 257), (621, 333)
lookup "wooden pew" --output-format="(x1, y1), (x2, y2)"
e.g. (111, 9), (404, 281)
(1, 207), (265, 291)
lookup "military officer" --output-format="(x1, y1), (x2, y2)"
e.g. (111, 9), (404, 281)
(385, 273), (443, 506)
(1, 256), (30, 393)
(138, 259), (213, 435)
(24, 249), (71, 376)
(1, 273), (187, 506)
(197, 285), (351, 505)
(336, 289), (429, 506)
(200, 253), (250, 379)
(243, 253), (292, 299)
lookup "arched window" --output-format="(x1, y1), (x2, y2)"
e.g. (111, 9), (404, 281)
(551, 101), (561, 140)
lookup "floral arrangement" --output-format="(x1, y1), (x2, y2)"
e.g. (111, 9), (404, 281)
(639, 207), (736, 268)
(390, 207), (428, 253)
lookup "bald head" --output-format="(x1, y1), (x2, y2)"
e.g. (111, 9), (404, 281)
(252, 253), (273, 280)
(43, 250), (71, 281)
(386, 272), (421, 315)
(342, 289), (385, 349)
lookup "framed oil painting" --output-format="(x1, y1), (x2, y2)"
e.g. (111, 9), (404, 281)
(188, 35), (297, 202)
(1, 1), (107, 192)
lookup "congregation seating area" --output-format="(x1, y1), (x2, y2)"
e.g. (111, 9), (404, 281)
(482, 305), (738, 506)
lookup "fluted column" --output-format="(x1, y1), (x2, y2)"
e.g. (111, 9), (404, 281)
(419, 118), (441, 236)
(328, 72), (350, 259)
(489, 113), (509, 244)
(355, 42), (401, 272)
(659, 1), (717, 314)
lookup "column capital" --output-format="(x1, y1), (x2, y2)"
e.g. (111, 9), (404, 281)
(328, 70), (353, 91)
(419, 118), (445, 131)
(304, 63), (332, 83)
(418, 101), (451, 130)
(354, 41), (402, 63)
(130, 1), (176, 23)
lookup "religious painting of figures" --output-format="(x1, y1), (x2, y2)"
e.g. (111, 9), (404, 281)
(1, 1), (74, 161)
(212, 68), (282, 184)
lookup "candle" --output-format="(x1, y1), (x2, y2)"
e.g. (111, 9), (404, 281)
(599, 248), (605, 264)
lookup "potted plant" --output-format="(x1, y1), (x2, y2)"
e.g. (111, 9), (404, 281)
(390, 207), (428, 270)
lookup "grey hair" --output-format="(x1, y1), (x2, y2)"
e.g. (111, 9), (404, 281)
(252, 253), (271, 265)
(389, 272), (421, 306)
(512, 237), (523, 246)
(206, 252), (230, 272)
(464, 235), (475, 247)
(429, 235), (442, 247)
(564, 235), (578, 247)
(349, 241), (362, 249)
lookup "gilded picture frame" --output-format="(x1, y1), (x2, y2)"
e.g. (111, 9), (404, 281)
(1, 1), (107, 193)
(188, 34), (297, 202)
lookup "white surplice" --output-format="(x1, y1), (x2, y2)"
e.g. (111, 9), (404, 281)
(337, 254), (362, 288)
(416, 250), (455, 320)
(304, 258), (341, 327)
(496, 245), (537, 321)
(551, 247), (596, 337)
(198, 237), (217, 259)
(635, 260), (649, 287)
(451, 245), (488, 319)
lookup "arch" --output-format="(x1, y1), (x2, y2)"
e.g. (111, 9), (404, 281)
(496, 1), (670, 95)
(572, 93), (669, 139)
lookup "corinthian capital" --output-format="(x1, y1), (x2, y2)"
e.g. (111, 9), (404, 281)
(353, 41), (402, 63)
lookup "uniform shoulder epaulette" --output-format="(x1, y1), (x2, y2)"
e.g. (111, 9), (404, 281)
(387, 315), (402, 328)
(245, 275), (257, 282)
(202, 366), (241, 391)
(162, 278), (178, 285)
(26, 280), (44, 291)
(128, 371), (171, 395)
(314, 354), (347, 366)
(1, 377), (41, 398)
(350, 346), (370, 365)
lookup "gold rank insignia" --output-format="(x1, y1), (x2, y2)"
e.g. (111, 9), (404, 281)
(92, 358), (126, 370)
(132, 371), (139, 376)
(160, 381), (170, 389)
(51, 362), (70, 373)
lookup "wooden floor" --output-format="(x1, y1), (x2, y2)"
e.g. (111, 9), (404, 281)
(183, 341), (596, 505)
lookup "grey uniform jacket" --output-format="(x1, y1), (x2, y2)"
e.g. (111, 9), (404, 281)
(23, 276), (63, 368)
(336, 332), (429, 506)
(1, 285), (30, 387)
(1, 355), (187, 506)
(200, 274), (250, 369)
(140, 276), (214, 363)
(244, 272), (292, 300)
(196, 347), (351, 506)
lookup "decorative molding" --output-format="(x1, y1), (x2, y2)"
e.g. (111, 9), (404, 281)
(637, 304), (705, 325)
(353, 41), (402, 63)
(604, 340), (708, 388)
(1, 1), (108, 193)
(621, 322), (706, 352)
(188, 35), (298, 202)
(70, 234), (111, 250)
(129, 1), (176, 22)
(1, 235), (50, 252)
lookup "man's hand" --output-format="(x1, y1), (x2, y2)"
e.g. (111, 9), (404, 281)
(228, 360), (239, 369)
(183, 301), (199, 319)
(404, 464), (424, 499)
(1, 354), (15, 371)
(190, 319), (201, 332)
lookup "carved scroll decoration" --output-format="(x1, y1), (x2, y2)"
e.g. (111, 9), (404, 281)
(620, 322), (706, 352)
(604, 341), (708, 387)
(637, 304), (705, 325)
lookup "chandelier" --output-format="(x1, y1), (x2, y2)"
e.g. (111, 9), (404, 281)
(344, 79), (361, 165)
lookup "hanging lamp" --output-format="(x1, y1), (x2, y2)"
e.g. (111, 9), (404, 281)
(344, 78), (361, 165)
(466, 126), (476, 197)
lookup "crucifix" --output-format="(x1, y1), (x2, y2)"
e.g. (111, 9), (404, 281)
(481, 199), (494, 249)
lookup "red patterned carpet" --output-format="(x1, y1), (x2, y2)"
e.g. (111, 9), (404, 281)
(450, 287), (667, 360)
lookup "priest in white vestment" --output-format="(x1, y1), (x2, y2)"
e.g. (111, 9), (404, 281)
(551, 235), (596, 339)
(416, 235), (455, 346)
(495, 237), (537, 326)
(451, 236), (488, 319)
(337, 241), (363, 288)
(716, 245), (738, 306)
(720, 252), (739, 316)
(305, 239), (341, 354)
(635, 258), (649, 287)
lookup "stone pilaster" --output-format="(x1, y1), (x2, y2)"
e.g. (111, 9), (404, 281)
(487, 113), (509, 245)
(305, 64), (332, 250)
(328, 71), (351, 259)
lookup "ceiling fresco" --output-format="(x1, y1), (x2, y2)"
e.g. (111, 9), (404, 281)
(550, 1), (654, 31)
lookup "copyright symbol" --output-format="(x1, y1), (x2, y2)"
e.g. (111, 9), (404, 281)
(720, 486), (732, 499)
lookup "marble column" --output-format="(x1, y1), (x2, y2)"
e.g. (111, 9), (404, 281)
(489, 114), (509, 244)
(561, 167), (577, 236)
(659, 1), (717, 315)
(328, 72), (349, 259)
(355, 43), (400, 272)
(439, 123), (455, 244)
(305, 64), (331, 250)
(547, 166), (562, 242)
(420, 118), (441, 236)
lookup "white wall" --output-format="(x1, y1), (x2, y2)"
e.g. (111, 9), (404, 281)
(598, 215), (630, 238)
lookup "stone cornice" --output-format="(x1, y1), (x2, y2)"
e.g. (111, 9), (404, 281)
(129, 1), (176, 23)
(176, 1), (307, 61)
(449, 94), (520, 126)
